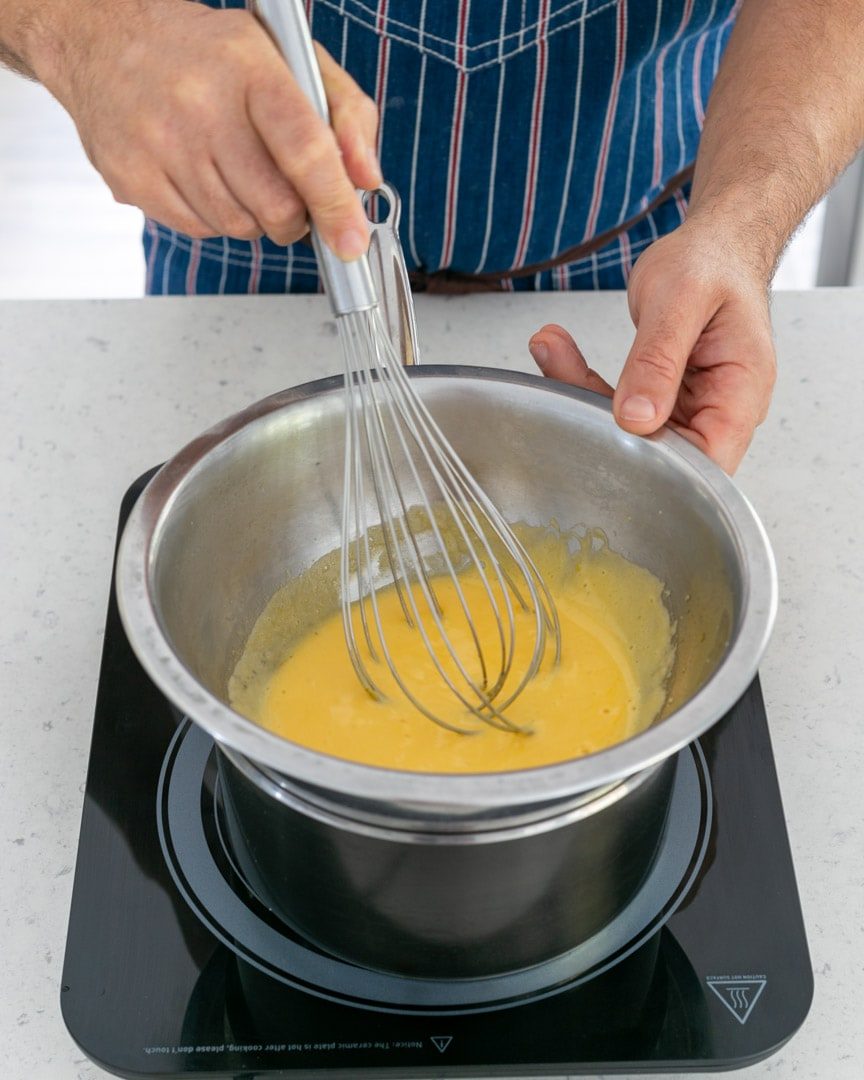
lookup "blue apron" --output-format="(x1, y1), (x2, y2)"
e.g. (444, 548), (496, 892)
(144, 0), (739, 294)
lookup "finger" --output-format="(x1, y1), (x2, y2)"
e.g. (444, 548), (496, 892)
(613, 300), (712, 434)
(680, 341), (776, 474)
(167, 159), (265, 240)
(211, 127), (309, 245)
(665, 396), (753, 474)
(316, 43), (382, 190)
(246, 63), (370, 260)
(529, 324), (615, 398)
(108, 166), (219, 239)
(684, 410), (751, 474)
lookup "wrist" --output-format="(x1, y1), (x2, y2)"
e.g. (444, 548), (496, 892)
(0, 4), (52, 79)
(633, 216), (773, 317)
(9, 2), (83, 89)
(21, 1), (175, 101)
(682, 198), (782, 289)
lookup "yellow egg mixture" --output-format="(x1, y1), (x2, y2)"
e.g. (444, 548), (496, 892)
(229, 527), (675, 773)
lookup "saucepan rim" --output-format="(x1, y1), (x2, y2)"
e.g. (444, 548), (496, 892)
(116, 366), (777, 810)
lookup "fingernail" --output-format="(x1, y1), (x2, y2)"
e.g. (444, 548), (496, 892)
(529, 340), (548, 368)
(620, 395), (657, 422)
(367, 146), (384, 185)
(336, 227), (368, 260)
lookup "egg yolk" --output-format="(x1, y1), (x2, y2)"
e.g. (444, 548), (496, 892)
(229, 527), (675, 773)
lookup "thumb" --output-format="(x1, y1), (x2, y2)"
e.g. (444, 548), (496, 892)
(613, 301), (709, 433)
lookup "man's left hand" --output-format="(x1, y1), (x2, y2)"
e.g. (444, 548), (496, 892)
(528, 221), (777, 474)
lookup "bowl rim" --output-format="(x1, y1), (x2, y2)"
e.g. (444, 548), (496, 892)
(116, 365), (777, 810)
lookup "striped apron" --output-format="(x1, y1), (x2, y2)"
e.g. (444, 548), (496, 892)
(144, 0), (739, 295)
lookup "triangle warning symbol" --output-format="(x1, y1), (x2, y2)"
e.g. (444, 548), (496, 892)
(431, 1035), (453, 1053)
(706, 978), (767, 1025)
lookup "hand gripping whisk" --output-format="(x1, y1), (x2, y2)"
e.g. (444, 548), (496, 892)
(256, 0), (561, 733)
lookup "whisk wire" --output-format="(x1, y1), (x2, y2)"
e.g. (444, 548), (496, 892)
(344, 353), (485, 735)
(339, 308), (558, 733)
(345, 314), (532, 733)
(383, 339), (562, 703)
(340, 362), (384, 697)
(377, 336), (518, 700)
(366, 335), (507, 681)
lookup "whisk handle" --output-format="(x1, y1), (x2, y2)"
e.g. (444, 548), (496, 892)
(253, 0), (377, 315)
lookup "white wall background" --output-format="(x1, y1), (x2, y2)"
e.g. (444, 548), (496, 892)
(0, 69), (143, 298)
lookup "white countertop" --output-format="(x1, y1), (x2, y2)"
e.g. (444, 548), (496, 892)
(2, 289), (862, 1079)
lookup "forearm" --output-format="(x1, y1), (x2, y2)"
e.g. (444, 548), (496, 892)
(0, 1), (161, 90)
(689, 0), (864, 281)
(2, 0), (378, 254)
(0, 1), (44, 78)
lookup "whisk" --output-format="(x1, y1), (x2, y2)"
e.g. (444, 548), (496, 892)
(256, 0), (561, 733)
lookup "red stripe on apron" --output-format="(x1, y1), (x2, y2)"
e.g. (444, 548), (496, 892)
(375, 0), (391, 153)
(692, 32), (707, 127)
(512, 0), (551, 268)
(185, 238), (202, 295)
(584, 0), (628, 240)
(651, 0), (695, 190)
(619, 231), (632, 279)
(248, 237), (263, 293)
(441, 0), (471, 268)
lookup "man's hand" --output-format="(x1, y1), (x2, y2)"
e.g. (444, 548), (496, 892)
(529, 0), (864, 475)
(33, 0), (381, 256)
(528, 221), (777, 474)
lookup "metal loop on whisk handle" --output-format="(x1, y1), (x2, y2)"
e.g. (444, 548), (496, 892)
(253, 0), (377, 317)
(364, 185), (421, 367)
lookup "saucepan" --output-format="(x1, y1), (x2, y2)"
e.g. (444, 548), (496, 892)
(116, 367), (776, 978)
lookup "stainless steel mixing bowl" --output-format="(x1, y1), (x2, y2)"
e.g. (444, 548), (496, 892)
(116, 367), (776, 976)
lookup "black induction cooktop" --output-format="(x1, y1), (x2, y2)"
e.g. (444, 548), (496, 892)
(61, 471), (812, 1077)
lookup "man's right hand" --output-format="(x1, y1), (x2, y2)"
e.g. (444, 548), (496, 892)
(33, 0), (381, 256)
